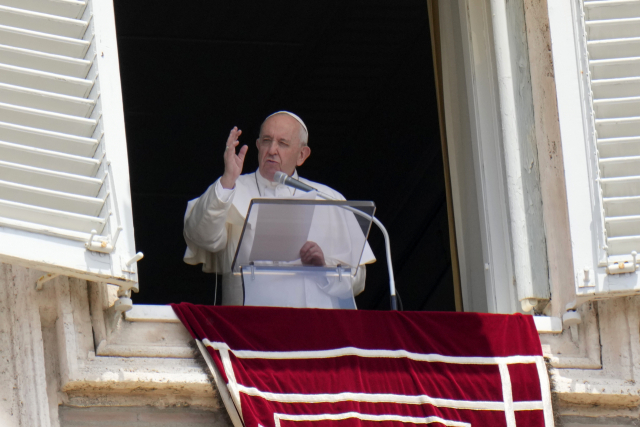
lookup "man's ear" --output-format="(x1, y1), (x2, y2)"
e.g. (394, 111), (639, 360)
(255, 138), (260, 150)
(297, 146), (311, 167)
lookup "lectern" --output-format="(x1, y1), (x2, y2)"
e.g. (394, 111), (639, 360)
(231, 198), (375, 309)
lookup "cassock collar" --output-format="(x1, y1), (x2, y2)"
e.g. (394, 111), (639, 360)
(254, 168), (299, 195)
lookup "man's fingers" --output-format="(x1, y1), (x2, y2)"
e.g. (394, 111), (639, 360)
(227, 127), (238, 145)
(310, 245), (325, 266)
(224, 127), (243, 159)
(310, 248), (322, 260)
(304, 248), (323, 266)
(300, 245), (311, 261)
(301, 252), (315, 264)
(224, 143), (235, 161)
(224, 128), (235, 158)
(225, 127), (242, 148)
(237, 145), (249, 162)
(300, 241), (324, 266)
(300, 242), (317, 258)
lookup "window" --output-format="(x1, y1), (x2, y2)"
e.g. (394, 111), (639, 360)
(114, 0), (457, 310)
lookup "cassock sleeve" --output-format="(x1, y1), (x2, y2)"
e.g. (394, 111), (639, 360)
(183, 179), (234, 269)
(352, 265), (366, 296)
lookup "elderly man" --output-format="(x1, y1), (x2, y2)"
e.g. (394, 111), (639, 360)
(183, 111), (374, 306)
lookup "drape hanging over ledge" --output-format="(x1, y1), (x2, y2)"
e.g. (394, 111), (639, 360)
(170, 304), (553, 427)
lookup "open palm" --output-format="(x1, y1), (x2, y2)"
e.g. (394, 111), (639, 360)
(220, 127), (249, 189)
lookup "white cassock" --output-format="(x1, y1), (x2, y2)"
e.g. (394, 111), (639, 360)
(183, 169), (376, 307)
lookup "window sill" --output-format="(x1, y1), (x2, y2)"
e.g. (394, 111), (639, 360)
(533, 316), (563, 334)
(125, 305), (564, 335)
(125, 304), (181, 323)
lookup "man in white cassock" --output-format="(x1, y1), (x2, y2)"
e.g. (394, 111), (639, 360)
(183, 111), (375, 307)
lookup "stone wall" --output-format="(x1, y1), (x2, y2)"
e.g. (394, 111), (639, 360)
(0, 263), (229, 427)
(59, 406), (230, 427)
(543, 296), (640, 422)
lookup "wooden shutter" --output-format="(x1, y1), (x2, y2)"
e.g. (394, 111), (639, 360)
(585, 0), (640, 275)
(0, 0), (139, 290)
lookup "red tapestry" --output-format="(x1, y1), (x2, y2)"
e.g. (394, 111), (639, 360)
(171, 304), (553, 427)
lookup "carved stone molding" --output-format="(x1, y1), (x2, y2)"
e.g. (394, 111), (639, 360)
(0, 264), (52, 427)
(540, 301), (601, 369)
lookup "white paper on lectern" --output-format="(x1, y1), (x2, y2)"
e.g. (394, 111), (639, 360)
(248, 191), (317, 262)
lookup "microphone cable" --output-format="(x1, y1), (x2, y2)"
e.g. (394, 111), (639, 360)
(214, 273), (218, 306)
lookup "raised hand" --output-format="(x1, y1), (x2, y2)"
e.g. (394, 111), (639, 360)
(220, 127), (249, 189)
(300, 241), (325, 266)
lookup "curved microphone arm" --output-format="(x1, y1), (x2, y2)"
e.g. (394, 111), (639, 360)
(314, 192), (398, 311)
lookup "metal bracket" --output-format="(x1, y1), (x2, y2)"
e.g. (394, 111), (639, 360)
(114, 288), (133, 314)
(125, 252), (144, 266)
(562, 299), (581, 329)
(579, 266), (595, 287)
(85, 228), (114, 253)
(521, 299), (538, 313)
(337, 264), (343, 282)
(606, 251), (638, 275)
(121, 252), (144, 274)
(250, 262), (255, 281)
(35, 273), (59, 291)
(563, 311), (581, 329)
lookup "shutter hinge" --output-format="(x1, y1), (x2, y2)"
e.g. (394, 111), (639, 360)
(606, 251), (638, 275)
(35, 273), (59, 291)
(85, 229), (113, 253)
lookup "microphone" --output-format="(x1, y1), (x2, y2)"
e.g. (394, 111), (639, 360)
(273, 171), (317, 192)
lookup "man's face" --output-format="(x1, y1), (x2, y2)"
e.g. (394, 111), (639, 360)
(256, 114), (311, 181)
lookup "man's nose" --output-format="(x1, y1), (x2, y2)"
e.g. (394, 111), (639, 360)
(267, 141), (278, 155)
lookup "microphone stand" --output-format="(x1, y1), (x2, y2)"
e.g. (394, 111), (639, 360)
(316, 193), (397, 310)
(276, 177), (398, 310)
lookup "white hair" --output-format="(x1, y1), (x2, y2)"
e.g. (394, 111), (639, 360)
(298, 125), (308, 147)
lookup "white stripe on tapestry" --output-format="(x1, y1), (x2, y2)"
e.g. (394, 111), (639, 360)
(219, 346), (243, 416)
(535, 358), (555, 427)
(202, 339), (543, 366)
(498, 362), (516, 427)
(195, 340), (244, 427)
(235, 383), (545, 412)
(273, 412), (471, 427)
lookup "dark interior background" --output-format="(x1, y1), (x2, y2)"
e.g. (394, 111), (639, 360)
(113, 0), (455, 311)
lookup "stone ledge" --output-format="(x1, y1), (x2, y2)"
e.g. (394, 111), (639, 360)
(534, 316), (563, 333)
(125, 305), (180, 323)
(554, 374), (640, 408)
